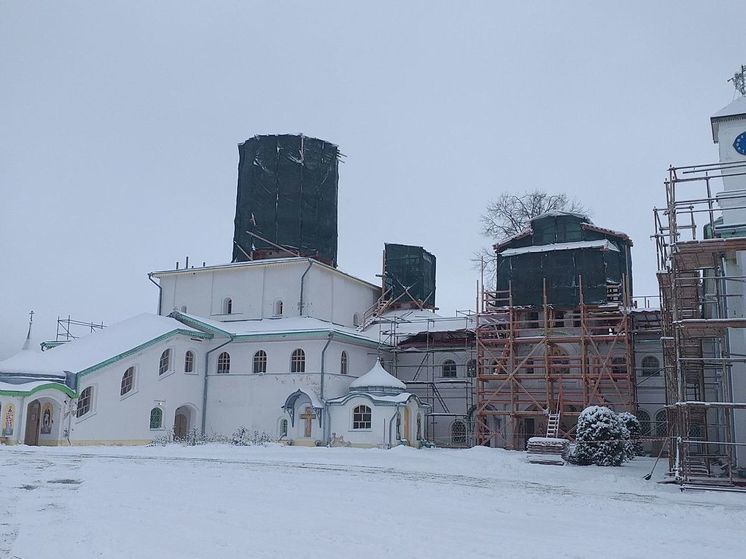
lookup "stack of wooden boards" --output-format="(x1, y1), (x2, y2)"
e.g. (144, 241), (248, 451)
(526, 437), (569, 465)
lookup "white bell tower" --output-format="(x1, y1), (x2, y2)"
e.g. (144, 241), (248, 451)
(711, 65), (746, 227)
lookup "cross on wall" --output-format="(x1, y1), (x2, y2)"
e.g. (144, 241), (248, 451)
(300, 407), (316, 437)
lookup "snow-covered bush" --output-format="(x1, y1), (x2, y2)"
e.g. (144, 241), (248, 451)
(570, 406), (630, 466)
(618, 412), (644, 458)
(231, 427), (272, 446)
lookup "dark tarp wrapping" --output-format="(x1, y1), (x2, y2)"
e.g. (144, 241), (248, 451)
(384, 243), (436, 308)
(232, 134), (339, 266)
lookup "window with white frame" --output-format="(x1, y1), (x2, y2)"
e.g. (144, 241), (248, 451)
(223, 297), (233, 315)
(352, 405), (372, 430)
(280, 418), (288, 437)
(159, 349), (171, 375)
(217, 352), (231, 374)
(77, 386), (93, 418)
(274, 300), (284, 316)
(340, 351), (348, 375)
(120, 367), (135, 396)
(442, 359), (457, 378)
(641, 355), (660, 377)
(253, 350), (267, 373)
(185, 351), (195, 373)
(150, 407), (163, 429)
(291, 348), (305, 373)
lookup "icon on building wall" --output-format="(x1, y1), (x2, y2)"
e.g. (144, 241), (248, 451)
(41, 404), (52, 435)
(3, 404), (15, 436)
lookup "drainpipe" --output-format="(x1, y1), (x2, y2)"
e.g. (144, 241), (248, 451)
(299, 259), (314, 316)
(201, 336), (234, 435)
(320, 331), (334, 443)
(148, 273), (163, 316)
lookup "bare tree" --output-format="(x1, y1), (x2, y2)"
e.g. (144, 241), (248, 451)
(475, 190), (589, 285)
(481, 190), (589, 243)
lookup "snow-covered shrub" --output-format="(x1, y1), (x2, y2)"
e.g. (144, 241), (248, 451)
(570, 406), (630, 466)
(618, 412), (644, 458)
(231, 427), (272, 446)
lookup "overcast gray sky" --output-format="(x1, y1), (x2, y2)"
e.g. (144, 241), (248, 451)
(1, 1), (744, 358)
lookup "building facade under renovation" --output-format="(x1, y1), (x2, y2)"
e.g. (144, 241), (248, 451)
(654, 89), (746, 486)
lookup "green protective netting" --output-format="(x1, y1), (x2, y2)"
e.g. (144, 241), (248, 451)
(384, 244), (436, 307)
(232, 135), (339, 266)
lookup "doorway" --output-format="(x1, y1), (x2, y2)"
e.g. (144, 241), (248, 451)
(24, 400), (41, 446)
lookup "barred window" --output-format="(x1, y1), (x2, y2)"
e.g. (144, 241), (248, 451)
(341, 351), (349, 375)
(291, 349), (305, 373)
(77, 386), (93, 418)
(655, 409), (667, 437)
(637, 409), (651, 436)
(253, 350), (267, 374)
(185, 351), (195, 373)
(159, 349), (171, 375)
(353, 405), (371, 430)
(451, 420), (467, 445)
(120, 367), (135, 396)
(217, 352), (231, 374)
(442, 360), (457, 378)
(150, 407), (163, 429)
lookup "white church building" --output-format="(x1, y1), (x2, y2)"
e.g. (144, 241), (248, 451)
(0, 257), (429, 448)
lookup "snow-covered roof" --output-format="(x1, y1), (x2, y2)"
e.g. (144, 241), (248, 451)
(349, 359), (406, 391)
(711, 95), (746, 142)
(326, 391), (420, 406)
(172, 312), (381, 346)
(499, 239), (619, 257)
(0, 313), (206, 378)
(362, 309), (475, 340)
(531, 210), (590, 222)
(0, 380), (74, 397)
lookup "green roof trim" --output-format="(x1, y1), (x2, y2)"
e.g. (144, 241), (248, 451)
(0, 382), (75, 398)
(77, 328), (212, 379)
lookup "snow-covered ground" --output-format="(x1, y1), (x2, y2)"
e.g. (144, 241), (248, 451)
(1, 445), (744, 558)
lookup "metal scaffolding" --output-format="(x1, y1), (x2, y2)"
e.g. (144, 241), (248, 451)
(654, 161), (746, 487)
(475, 278), (636, 450)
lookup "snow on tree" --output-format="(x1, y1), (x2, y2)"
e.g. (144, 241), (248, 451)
(618, 411), (644, 458)
(570, 406), (630, 467)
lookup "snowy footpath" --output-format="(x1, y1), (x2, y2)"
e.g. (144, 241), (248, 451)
(1, 445), (744, 559)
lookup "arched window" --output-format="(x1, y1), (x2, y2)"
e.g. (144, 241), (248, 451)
(253, 350), (267, 374)
(291, 349), (305, 373)
(467, 359), (477, 377)
(353, 405), (372, 429)
(76, 386), (93, 417)
(217, 352), (231, 374)
(274, 300), (283, 316)
(223, 297), (233, 315)
(655, 409), (667, 437)
(642, 356), (660, 377)
(340, 351), (348, 375)
(451, 420), (467, 445)
(149, 407), (163, 429)
(352, 313), (360, 327)
(442, 359), (457, 378)
(159, 349), (171, 375)
(184, 351), (195, 373)
(637, 409), (651, 436)
(279, 418), (288, 438)
(120, 367), (135, 396)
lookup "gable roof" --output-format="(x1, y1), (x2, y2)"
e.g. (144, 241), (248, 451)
(0, 313), (208, 379)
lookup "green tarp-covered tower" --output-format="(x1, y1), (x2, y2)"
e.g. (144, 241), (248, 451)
(494, 211), (633, 307)
(232, 134), (340, 266)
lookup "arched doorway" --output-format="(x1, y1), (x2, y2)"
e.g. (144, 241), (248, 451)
(401, 407), (411, 445)
(24, 400), (41, 446)
(174, 405), (193, 440)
